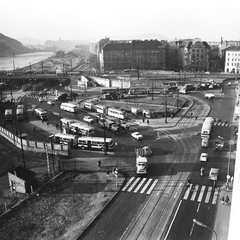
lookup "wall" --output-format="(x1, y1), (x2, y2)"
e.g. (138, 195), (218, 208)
(0, 126), (69, 156)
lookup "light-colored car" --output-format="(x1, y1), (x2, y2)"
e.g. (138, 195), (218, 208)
(208, 168), (219, 181)
(47, 100), (54, 105)
(227, 82), (232, 86)
(83, 115), (94, 123)
(202, 138), (209, 147)
(200, 153), (208, 161)
(39, 98), (44, 102)
(205, 93), (215, 99)
(143, 146), (152, 156)
(131, 132), (143, 140)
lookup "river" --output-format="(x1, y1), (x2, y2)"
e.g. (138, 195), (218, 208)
(0, 52), (54, 71)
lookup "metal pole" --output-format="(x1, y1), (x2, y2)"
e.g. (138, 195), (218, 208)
(103, 121), (107, 155)
(165, 93), (167, 123)
(19, 128), (26, 168)
(152, 79), (154, 100)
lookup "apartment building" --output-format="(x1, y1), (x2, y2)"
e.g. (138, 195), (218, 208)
(98, 39), (167, 72)
(224, 46), (240, 73)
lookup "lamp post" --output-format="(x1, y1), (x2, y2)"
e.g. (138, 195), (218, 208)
(193, 219), (217, 240)
(103, 120), (107, 155)
(165, 91), (168, 123)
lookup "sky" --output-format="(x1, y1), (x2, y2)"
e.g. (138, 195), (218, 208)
(1, 0), (240, 43)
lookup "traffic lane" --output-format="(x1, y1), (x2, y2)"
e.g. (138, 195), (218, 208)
(78, 191), (148, 240)
(166, 198), (217, 240)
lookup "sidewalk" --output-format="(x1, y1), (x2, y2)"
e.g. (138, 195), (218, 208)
(214, 184), (233, 240)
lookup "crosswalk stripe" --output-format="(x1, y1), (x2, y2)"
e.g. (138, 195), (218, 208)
(146, 179), (158, 194)
(140, 179), (153, 194)
(134, 178), (147, 193)
(205, 186), (212, 203)
(197, 186), (206, 202)
(190, 185), (199, 201)
(122, 177), (135, 191)
(183, 184), (193, 200)
(212, 188), (219, 205)
(127, 177), (141, 192)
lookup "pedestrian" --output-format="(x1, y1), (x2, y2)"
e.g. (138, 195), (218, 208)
(147, 119), (149, 125)
(47, 122), (49, 126)
(56, 123), (59, 129)
(231, 176), (234, 184)
(42, 119), (44, 123)
(221, 196), (225, 204)
(195, 116), (198, 120)
(143, 118), (145, 123)
(98, 160), (101, 169)
(33, 126), (36, 132)
(225, 195), (230, 205)
(107, 170), (110, 177)
(187, 179), (191, 188)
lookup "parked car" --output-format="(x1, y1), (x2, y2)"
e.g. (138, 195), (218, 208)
(131, 132), (143, 140)
(83, 115), (94, 123)
(227, 82), (232, 86)
(200, 153), (208, 161)
(39, 98), (44, 102)
(47, 100), (54, 105)
(208, 168), (219, 181)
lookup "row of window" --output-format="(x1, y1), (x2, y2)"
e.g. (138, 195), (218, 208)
(226, 63), (240, 66)
(227, 59), (240, 62)
(227, 53), (240, 56)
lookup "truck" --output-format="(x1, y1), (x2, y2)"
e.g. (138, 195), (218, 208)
(213, 136), (224, 151)
(135, 147), (149, 174)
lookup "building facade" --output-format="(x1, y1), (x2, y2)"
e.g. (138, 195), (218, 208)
(224, 46), (240, 73)
(98, 39), (167, 72)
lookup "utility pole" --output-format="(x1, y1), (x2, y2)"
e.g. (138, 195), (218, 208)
(152, 79), (154, 100)
(165, 93), (168, 123)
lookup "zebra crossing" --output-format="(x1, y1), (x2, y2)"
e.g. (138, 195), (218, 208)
(183, 184), (219, 205)
(121, 177), (158, 195)
(122, 177), (219, 205)
(213, 121), (231, 127)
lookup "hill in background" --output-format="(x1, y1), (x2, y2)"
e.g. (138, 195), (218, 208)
(0, 33), (33, 57)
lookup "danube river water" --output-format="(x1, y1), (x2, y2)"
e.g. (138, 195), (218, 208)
(0, 52), (54, 71)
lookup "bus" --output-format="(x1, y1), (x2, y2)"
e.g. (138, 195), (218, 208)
(49, 133), (114, 151)
(69, 122), (95, 136)
(5, 109), (13, 121)
(84, 102), (95, 111)
(16, 105), (24, 120)
(60, 103), (78, 113)
(128, 88), (149, 95)
(101, 87), (117, 94)
(201, 117), (214, 139)
(107, 107), (127, 120)
(48, 133), (78, 146)
(60, 118), (76, 129)
(34, 108), (48, 120)
(95, 104), (107, 114)
(77, 136), (114, 151)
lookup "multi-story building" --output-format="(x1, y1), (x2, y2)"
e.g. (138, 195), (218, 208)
(224, 46), (240, 73)
(174, 38), (211, 72)
(98, 39), (167, 72)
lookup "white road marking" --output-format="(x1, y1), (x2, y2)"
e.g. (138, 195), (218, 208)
(190, 185), (199, 201)
(205, 186), (212, 203)
(134, 178), (147, 193)
(212, 188), (219, 204)
(146, 179), (158, 194)
(140, 178), (153, 194)
(127, 177), (141, 192)
(121, 177), (135, 191)
(197, 186), (206, 202)
(183, 184), (192, 200)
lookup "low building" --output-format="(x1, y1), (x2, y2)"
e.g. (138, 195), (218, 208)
(8, 166), (36, 194)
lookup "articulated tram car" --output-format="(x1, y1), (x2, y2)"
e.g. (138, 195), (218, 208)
(48, 133), (114, 151)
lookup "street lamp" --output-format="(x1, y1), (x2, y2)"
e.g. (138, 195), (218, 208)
(193, 219), (217, 240)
